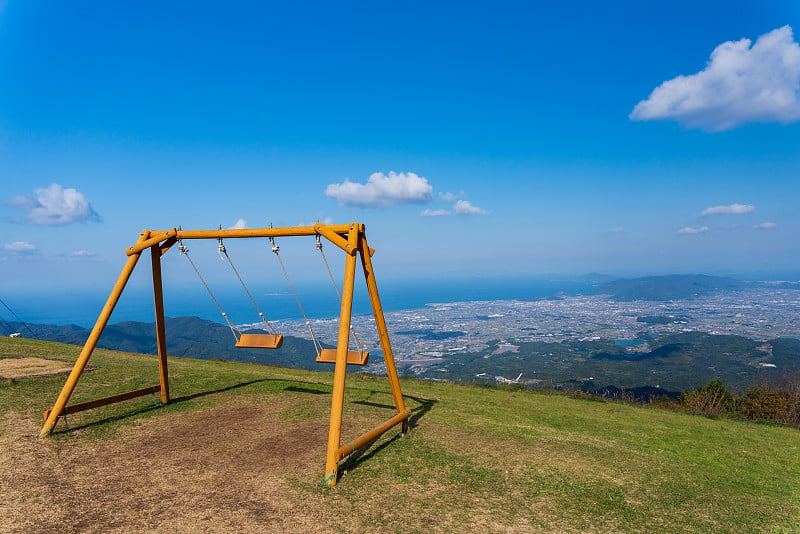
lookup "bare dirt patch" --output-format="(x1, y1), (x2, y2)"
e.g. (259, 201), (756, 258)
(1, 395), (366, 534)
(0, 357), (75, 380)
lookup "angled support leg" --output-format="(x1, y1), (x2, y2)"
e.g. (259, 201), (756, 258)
(359, 230), (408, 416)
(38, 230), (151, 438)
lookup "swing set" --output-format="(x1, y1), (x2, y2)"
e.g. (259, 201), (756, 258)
(38, 222), (410, 487)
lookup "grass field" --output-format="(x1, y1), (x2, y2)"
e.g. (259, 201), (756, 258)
(1, 336), (799, 533)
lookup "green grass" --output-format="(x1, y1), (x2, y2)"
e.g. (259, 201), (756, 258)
(2, 336), (799, 533)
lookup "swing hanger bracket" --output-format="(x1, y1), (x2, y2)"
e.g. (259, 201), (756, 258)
(126, 228), (178, 256)
(217, 230), (227, 259)
(314, 223), (373, 256)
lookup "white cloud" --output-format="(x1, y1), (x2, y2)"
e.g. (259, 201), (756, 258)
(453, 200), (489, 216)
(325, 172), (433, 208)
(421, 209), (451, 217)
(71, 249), (97, 257)
(677, 226), (709, 235)
(421, 192), (489, 217)
(438, 191), (464, 202)
(754, 222), (777, 229)
(9, 183), (100, 225)
(630, 26), (800, 131)
(609, 227), (625, 233)
(298, 216), (334, 226)
(3, 241), (37, 254)
(700, 203), (755, 216)
(228, 218), (248, 229)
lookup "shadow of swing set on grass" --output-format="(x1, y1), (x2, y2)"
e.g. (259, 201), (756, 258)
(38, 222), (412, 487)
(51, 378), (436, 480)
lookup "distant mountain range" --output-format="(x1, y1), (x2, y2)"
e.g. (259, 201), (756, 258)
(419, 331), (800, 397)
(585, 274), (744, 300)
(579, 273), (800, 301)
(9, 313), (800, 398)
(5, 316), (333, 372)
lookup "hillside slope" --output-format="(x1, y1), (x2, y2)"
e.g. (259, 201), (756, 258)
(1, 337), (799, 533)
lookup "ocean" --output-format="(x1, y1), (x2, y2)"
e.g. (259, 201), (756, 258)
(3, 276), (593, 328)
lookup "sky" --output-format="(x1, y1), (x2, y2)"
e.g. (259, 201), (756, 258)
(2, 1), (800, 307)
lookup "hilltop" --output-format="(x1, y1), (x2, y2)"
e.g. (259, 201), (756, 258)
(2, 336), (799, 533)
(589, 274), (743, 301)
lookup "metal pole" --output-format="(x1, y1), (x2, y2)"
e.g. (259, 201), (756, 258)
(38, 230), (150, 438)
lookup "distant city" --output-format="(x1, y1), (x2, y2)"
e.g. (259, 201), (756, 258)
(8, 274), (800, 394)
(261, 287), (800, 378)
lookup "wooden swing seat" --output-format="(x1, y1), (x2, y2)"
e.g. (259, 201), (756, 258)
(316, 349), (369, 366)
(235, 333), (284, 349)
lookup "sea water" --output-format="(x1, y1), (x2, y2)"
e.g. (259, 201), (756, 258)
(4, 276), (593, 328)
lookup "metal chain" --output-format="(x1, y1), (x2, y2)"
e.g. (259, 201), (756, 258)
(0, 296), (38, 339)
(270, 237), (323, 355)
(179, 239), (239, 343)
(218, 238), (278, 335)
(316, 236), (364, 352)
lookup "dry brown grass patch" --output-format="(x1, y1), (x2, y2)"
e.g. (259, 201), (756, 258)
(1, 395), (369, 533)
(0, 357), (75, 380)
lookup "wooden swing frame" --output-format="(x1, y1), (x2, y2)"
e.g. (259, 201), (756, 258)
(38, 222), (410, 487)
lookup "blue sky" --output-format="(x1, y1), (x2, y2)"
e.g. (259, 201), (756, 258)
(2, 1), (800, 302)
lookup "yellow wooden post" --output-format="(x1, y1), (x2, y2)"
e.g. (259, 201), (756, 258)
(359, 230), (408, 417)
(323, 224), (359, 486)
(38, 230), (150, 438)
(151, 245), (170, 404)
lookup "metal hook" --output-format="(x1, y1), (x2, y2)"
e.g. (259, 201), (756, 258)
(217, 226), (226, 260)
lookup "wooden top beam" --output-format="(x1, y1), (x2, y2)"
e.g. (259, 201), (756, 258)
(125, 223), (361, 256)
